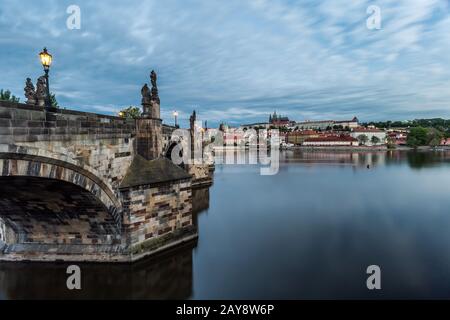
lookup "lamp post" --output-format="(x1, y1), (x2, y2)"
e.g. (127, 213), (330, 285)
(173, 110), (178, 128)
(39, 47), (53, 110)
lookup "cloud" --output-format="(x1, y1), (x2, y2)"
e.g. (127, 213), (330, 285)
(0, 0), (449, 126)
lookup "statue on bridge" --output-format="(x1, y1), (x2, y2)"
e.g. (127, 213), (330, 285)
(150, 70), (157, 88)
(35, 76), (48, 107)
(141, 83), (151, 105)
(141, 70), (161, 119)
(24, 78), (36, 105)
(150, 70), (160, 105)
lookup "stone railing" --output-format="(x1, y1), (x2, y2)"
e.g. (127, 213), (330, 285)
(0, 100), (136, 143)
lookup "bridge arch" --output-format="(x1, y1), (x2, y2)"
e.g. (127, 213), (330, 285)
(0, 151), (122, 229)
(0, 176), (121, 245)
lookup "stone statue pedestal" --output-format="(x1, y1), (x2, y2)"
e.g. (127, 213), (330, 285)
(141, 102), (151, 118)
(142, 101), (160, 119)
(136, 118), (163, 160)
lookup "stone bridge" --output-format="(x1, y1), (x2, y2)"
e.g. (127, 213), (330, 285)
(0, 74), (212, 262)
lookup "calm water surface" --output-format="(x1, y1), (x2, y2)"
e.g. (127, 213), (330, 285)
(2, 150), (450, 299)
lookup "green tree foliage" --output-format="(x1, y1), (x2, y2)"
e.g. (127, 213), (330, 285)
(365, 118), (450, 138)
(50, 92), (59, 108)
(118, 106), (142, 119)
(386, 136), (396, 149)
(427, 127), (443, 147)
(371, 135), (380, 145)
(357, 134), (369, 145)
(407, 127), (429, 147)
(0, 89), (20, 102)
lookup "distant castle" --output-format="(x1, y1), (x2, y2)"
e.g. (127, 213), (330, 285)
(269, 111), (290, 125)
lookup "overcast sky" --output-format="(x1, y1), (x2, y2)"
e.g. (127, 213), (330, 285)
(1, 0), (449, 127)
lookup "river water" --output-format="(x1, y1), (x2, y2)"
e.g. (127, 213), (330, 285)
(1, 150), (450, 299)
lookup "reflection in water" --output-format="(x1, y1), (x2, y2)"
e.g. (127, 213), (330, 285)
(192, 187), (210, 215)
(280, 149), (450, 169)
(0, 187), (211, 300)
(2, 150), (450, 299)
(0, 241), (195, 300)
(192, 187), (210, 229)
(192, 149), (450, 299)
(212, 148), (450, 169)
(404, 151), (450, 169)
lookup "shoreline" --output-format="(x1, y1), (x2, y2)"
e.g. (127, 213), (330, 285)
(214, 145), (450, 152)
(286, 145), (450, 152)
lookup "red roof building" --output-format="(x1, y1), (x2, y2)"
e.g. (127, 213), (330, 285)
(303, 135), (358, 146)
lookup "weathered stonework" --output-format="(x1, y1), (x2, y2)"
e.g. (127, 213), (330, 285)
(121, 180), (193, 245)
(136, 118), (163, 160)
(117, 154), (195, 260)
(0, 177), (119, 245)
(0, 156), (121, 227)
(0, 100), (205, 262)
(0, 60), (215, 265)
(120, 183), (195, 261)
(186, 164), (214, 188)
(0, 101), (135, 198)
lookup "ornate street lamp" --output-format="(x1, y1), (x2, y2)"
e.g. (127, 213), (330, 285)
(39, 47), (53, 110)
(173, 110), (178, 127)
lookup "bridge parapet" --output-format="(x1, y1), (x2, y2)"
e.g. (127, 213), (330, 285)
(0, 100), (136, 197)
(0, 71), (210, 262)
(0, 100), (136, 143)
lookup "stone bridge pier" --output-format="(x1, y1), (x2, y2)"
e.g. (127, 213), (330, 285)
(0, 71), (212, 262)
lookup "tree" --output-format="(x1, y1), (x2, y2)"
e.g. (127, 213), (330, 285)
(118, 106), (142, 119)
(0, 89), (20, 103)
(407, 136), (420, 148)
(429, 137), (441, 147)
(386, 136), (396, 149)
(407, 127), (428, 147)
(444, 129), (450, 137)
(427, 128), (443, 147)
(357, 134), (369, 145)
(371, 135), (380, 145)
(50, 92), (59, 108)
